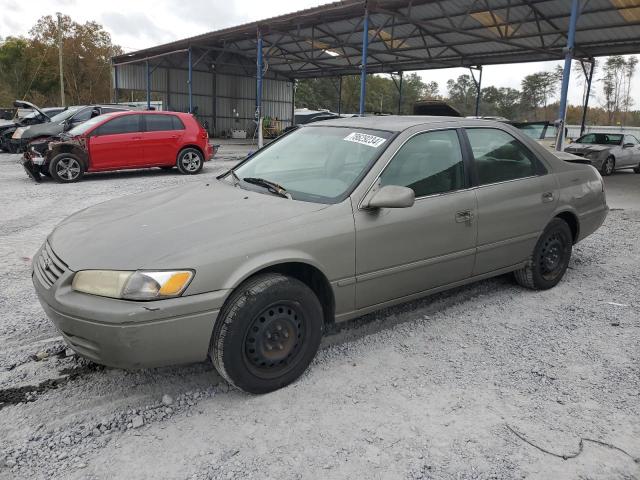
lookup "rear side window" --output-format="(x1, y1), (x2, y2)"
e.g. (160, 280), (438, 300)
(466, 128), (538, 185)
(145, 114), (174, 132)
(380, 129), (465, 197)
(171, 115), (185, 130)
(96, 115), (140, 135)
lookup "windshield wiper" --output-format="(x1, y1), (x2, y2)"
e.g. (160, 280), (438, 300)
(243, 177), (290, 199)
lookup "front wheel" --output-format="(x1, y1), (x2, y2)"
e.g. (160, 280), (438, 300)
(210, 273), (324, 394)
(49, 154), (84, 183)
(601, 156), (615, 176)
(514, 218), (573, 290)
(176, 148), (203, 175)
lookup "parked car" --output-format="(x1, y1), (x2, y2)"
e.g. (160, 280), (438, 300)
(0, 101), (64, 153)
(32, 117), (607, 393)
(22, 111), (214, 182)
(10, 104), (136, 153)
(564, 132), (640, 175)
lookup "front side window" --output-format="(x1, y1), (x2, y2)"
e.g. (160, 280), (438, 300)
(466, 128), (538, 185)
(233, 126), (393, 203)
(379, 129), (465, 197)
(96, 115), (140, 135)
(71, 108), (93, 123)
(624, 135), (639, 145)
(576, 133), (622, 145)
(145, 114), (175, 132)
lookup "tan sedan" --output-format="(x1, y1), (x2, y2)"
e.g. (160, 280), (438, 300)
(32, 117), (608, 393)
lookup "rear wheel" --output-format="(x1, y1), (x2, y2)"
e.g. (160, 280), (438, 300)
(601, 156), (615, 176)
(210, 273), (323, 394)
(49, 154), (84, 183)
(176, 148), (203, 175)
(514, 218), (573, 290)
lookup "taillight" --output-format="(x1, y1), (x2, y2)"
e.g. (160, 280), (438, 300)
(200, 129), (208, 140)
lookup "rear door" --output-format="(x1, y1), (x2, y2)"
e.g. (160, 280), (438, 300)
(140, 114), (185, 166)
(88, 114), (143, 170)
(465, 127), (557, 275)
(354, 128), (477, 309)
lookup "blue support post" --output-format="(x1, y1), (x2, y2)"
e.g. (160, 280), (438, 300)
(188, 47), (193, 113)
(145, 60), (151, 110)
(359, 8), (369, 116)
(556, 0), (581, 151)
(256, 31), (263, 119)
(113, 64), (119, 103)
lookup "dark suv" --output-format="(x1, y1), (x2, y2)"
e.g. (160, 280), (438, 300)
(10, 104), (137, 152)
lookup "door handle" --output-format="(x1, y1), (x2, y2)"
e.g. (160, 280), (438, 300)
(132, 136), (142, 140)
(542, 191), (554, 203)
(455, 210), (474, 223)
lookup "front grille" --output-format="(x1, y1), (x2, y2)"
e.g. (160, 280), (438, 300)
(33, 242), (68, 289)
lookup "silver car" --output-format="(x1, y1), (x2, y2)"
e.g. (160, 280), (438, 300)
(564, 132), (640, 175)
(32, 117), (608, 393)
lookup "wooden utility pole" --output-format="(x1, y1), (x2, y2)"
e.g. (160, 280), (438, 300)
(57, 12), (65, 107)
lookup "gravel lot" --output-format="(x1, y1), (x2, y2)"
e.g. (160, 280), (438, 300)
(0, 147), (639, 480)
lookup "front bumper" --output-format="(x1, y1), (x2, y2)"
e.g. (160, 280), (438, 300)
(21, 151), (44, 182)
(32, 244), (229, 369)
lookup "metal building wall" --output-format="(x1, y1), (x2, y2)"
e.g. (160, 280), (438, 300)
(115, 64), (293, 137)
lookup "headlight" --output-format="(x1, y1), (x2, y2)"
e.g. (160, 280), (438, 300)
(585, 151), (601, 159)
(12, 127), (25, 139)
(72, 270), (194, 300)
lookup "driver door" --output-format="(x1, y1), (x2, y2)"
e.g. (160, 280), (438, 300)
(88, 114), (143, 170)
(353, 128), (477, 309)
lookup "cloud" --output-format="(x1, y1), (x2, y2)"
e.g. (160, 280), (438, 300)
(100, 11), (175, 46)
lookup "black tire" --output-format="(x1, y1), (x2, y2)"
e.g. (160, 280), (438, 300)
(176, 148), (203, 175)
(633, 164), (640, 174)
(514, 218), (573, 290)
(49, 153), (84, 183)
(601, 156), (615, 176)
(210, 273), (324, 394)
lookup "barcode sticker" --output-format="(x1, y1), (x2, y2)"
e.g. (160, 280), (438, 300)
(343, 132), (387, 148)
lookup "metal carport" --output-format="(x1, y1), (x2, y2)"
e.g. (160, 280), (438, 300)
(112, 0), (640, 148)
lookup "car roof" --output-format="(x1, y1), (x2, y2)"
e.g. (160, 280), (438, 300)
(306, 115), (505, 132)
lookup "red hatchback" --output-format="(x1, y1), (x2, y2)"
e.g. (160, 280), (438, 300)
(22, 111), (214, 182)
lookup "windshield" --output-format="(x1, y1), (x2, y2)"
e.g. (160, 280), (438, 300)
(67, 114), (114, 136)
(576, 133), (622, 145)
(232, 126), (394, 203)
(49, 107), (82, 123)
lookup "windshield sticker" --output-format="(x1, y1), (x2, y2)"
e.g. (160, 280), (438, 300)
(343, 132), (387, 148)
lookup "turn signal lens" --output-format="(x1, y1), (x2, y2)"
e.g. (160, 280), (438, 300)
(159, 272), (193, 295)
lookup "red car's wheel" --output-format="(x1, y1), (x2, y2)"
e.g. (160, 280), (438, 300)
(49, 154), (85, 183)
(176, 148), (203, 175)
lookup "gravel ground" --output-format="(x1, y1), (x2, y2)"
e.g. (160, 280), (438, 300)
(0, 149), (639, 480)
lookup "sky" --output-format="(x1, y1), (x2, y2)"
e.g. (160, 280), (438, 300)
(1, 0), (638, 108)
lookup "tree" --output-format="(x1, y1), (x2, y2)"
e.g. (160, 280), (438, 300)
(623, 56), (638, 123)
(0, 15), (121, 107)
(446, 74), (476, 115)
(600, 55), (627, 124)
(520, 67), (563, 119)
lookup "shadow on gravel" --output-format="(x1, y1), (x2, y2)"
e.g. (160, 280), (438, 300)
(0, 362), (104, 410)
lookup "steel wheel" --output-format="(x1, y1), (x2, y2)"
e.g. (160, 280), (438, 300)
(243, 302), (304, 379)
(537, 232), (568, 282)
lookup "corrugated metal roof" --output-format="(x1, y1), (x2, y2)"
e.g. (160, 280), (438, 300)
(113, 0), (640, 78)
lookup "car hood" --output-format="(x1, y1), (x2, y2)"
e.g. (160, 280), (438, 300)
(22, 121), (63, 139)
(564, 144), (609, 155)
(49, 180), (328, 271)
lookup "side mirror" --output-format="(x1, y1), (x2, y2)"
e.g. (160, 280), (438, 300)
(365, 185), (415, 209)
(623, 143), (634, 148)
